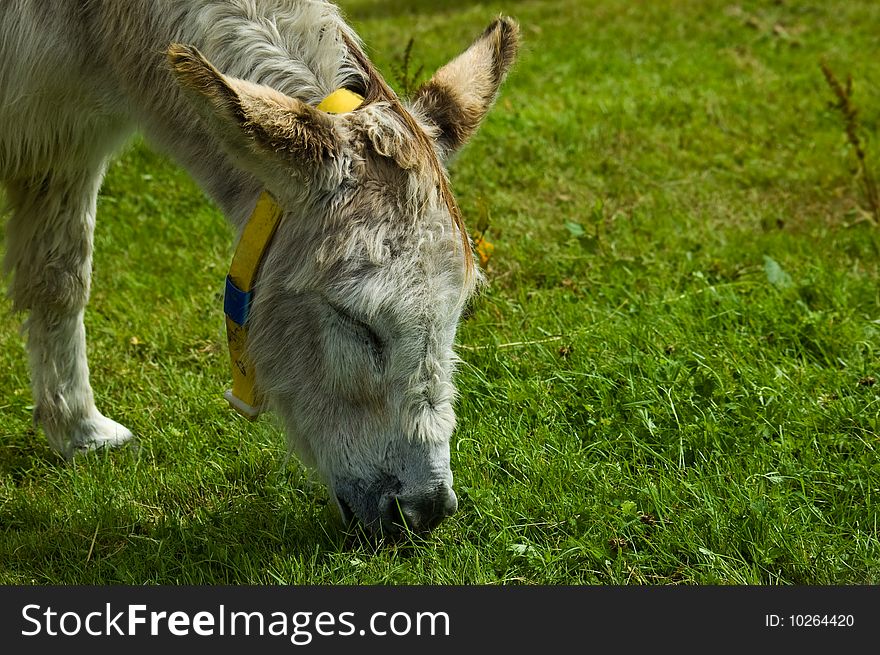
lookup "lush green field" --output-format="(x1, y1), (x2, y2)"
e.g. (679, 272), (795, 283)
(1, 0), (878, 584)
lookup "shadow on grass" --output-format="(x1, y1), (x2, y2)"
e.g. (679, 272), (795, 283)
(0, 493), (345, 584)
(0, 444), (352, 584)
(0, 433), (66, 483)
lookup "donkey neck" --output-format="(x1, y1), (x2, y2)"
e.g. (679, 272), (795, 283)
(105, 1), (367, 227)
(189, 0), (366, 105)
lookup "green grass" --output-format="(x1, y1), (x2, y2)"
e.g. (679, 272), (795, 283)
(2, 0), (879, 584)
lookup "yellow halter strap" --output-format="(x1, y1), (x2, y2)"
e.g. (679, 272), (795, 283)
(223, 88), (364, 419)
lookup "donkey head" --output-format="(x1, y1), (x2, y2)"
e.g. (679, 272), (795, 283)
(168, 18), (519, 535)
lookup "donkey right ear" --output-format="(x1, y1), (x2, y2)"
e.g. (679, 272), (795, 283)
(167, 44), (341, 169)
(411, 17), (520, 159)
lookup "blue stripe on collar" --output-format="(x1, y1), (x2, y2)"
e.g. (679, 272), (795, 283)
(224, 275), (253, 326)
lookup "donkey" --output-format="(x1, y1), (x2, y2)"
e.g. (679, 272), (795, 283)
(0, 1), (518, 535)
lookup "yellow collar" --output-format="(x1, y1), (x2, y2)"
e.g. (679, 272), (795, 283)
(223, 88), (364, 419)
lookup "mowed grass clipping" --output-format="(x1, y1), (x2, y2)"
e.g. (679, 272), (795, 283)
(1, 0), (878, 584)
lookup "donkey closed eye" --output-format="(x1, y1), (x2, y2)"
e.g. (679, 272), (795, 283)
(328, 302), (385, 366)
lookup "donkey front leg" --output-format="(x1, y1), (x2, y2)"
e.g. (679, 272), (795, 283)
(4, 171), (134, 459)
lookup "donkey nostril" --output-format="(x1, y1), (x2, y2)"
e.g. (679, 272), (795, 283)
(380, 494), (411, 530)
(399, 502), (423, 531)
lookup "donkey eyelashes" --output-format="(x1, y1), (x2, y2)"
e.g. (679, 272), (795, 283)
(327, 301), (385, 366)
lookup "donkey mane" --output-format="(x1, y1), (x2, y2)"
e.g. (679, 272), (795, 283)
(339, 32), (473, 278)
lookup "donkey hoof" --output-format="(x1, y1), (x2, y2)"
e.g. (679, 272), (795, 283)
(69, 414), (137, 458)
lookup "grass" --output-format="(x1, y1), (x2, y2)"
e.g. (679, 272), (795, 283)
(1, 0), (878, 584)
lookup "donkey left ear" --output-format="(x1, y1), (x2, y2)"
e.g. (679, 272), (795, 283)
(411, 17), (520, 159)
(167, 44), (340, 171)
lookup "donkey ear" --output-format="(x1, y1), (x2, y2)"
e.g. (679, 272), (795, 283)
(411, 17), (520, 159)
(167, 44), (339, 168)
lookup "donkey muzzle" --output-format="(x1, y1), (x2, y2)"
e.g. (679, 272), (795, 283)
(333, 477), (458, 536)
(379, 483), (458, 534)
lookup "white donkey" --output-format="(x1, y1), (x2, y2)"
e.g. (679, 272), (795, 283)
(0, 1), (518, 535)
